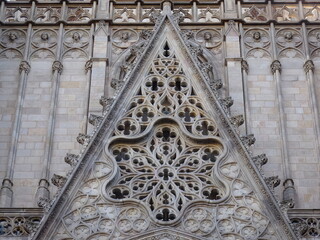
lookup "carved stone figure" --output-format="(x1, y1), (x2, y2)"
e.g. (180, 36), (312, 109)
(51, 174), (67, 188)
(76, 133), (90, 145)
(112, 29), (139, 48)
(64, 153), (79, 167)
(230, 114), (244, 128)
(276, 29), (302, 48)
(195, 29), (221, 48)
(252, 154), (268, 171)
(265, 176), (281, 190)
(64, 30), (89, 48)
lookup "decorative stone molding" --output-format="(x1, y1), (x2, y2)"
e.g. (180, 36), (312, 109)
(252, 153), (268, 171)
(52, 60), (63, 73)
(0, 214), (42, 237)
(51, 174), (67, 188)
(19, 60), (31, 74)
(304, 59), (315, 73)
(289, 210), (320, 239)
(271, 60), (281, 74)
(64, 153), (79, 167)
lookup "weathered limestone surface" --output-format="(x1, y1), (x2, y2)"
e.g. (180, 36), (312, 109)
(0, 0), (320, 239)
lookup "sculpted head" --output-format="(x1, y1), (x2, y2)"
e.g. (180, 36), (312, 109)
(72, 32), (81, 41)
(41, 32), (49, 41)
(284, 31), (293, 41)
(120, 32), (130, 42)
(203, 31), (212, 41)
(8, 32), (18, 42)
(253, 31), (261, 41)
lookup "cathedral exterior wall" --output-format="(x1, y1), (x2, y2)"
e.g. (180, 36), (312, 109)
(0, 0), (320, 238)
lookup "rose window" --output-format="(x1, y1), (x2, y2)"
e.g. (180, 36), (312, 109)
(106, 124), (226, 223)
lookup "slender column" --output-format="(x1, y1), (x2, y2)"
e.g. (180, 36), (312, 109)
(270, 23), (295, 204)
(239, 23), (250, 135)
(224, 20), (245, 133)
(302, 23), (320, 161)
(0, 23), (32, 207)
(192, 2), (197, 22)
(0, 1), (5, 22)
(35, 23), (64, 203)
(84, 24), (95, 134)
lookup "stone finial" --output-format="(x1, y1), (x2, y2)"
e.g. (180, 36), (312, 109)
(76, 133), (90, 145)
(230, 115), (244, 128)
(85, 59), (93, 73)
(19, 60), (31, 74)
(264, 176), (280, 190)
(252, 154), (268, 171)
(220, 97), (234, 109)
(240, 134), (256, 147)
(52, 60), (63, 73)
(241, 60), (249, 73)
(64, 153), (79, 167)
(303, 60), (315, 73)
(89, 114), (103, 126)
(270, 60), (281, 74)
(51, 174), (67, 188)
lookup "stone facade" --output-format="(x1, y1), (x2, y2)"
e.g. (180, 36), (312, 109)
(0, 0), (319, 239)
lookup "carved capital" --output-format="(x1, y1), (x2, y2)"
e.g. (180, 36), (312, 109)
(241, 59), (249, 73)
(51, 174), (67, 188)
(270, 60), (281, 74)
(19, 60), (31, 74)
(303, 60), (314, 73)
(240, 134), (256, 148)
(64, 153), (79, 167)
(52, 60), (63, 73)
(89, 114), (103, 126)
(230, 115), (244, 128)
(85, 59), (93, 73)
(76, 133), (90, 145)
(264, 176), (280, 191)
(252, 154), (268, 171)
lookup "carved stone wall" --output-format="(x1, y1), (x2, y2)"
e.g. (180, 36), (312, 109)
(0, 0), (320, 239)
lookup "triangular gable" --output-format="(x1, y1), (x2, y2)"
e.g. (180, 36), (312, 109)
(32, 15), (297, 240)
